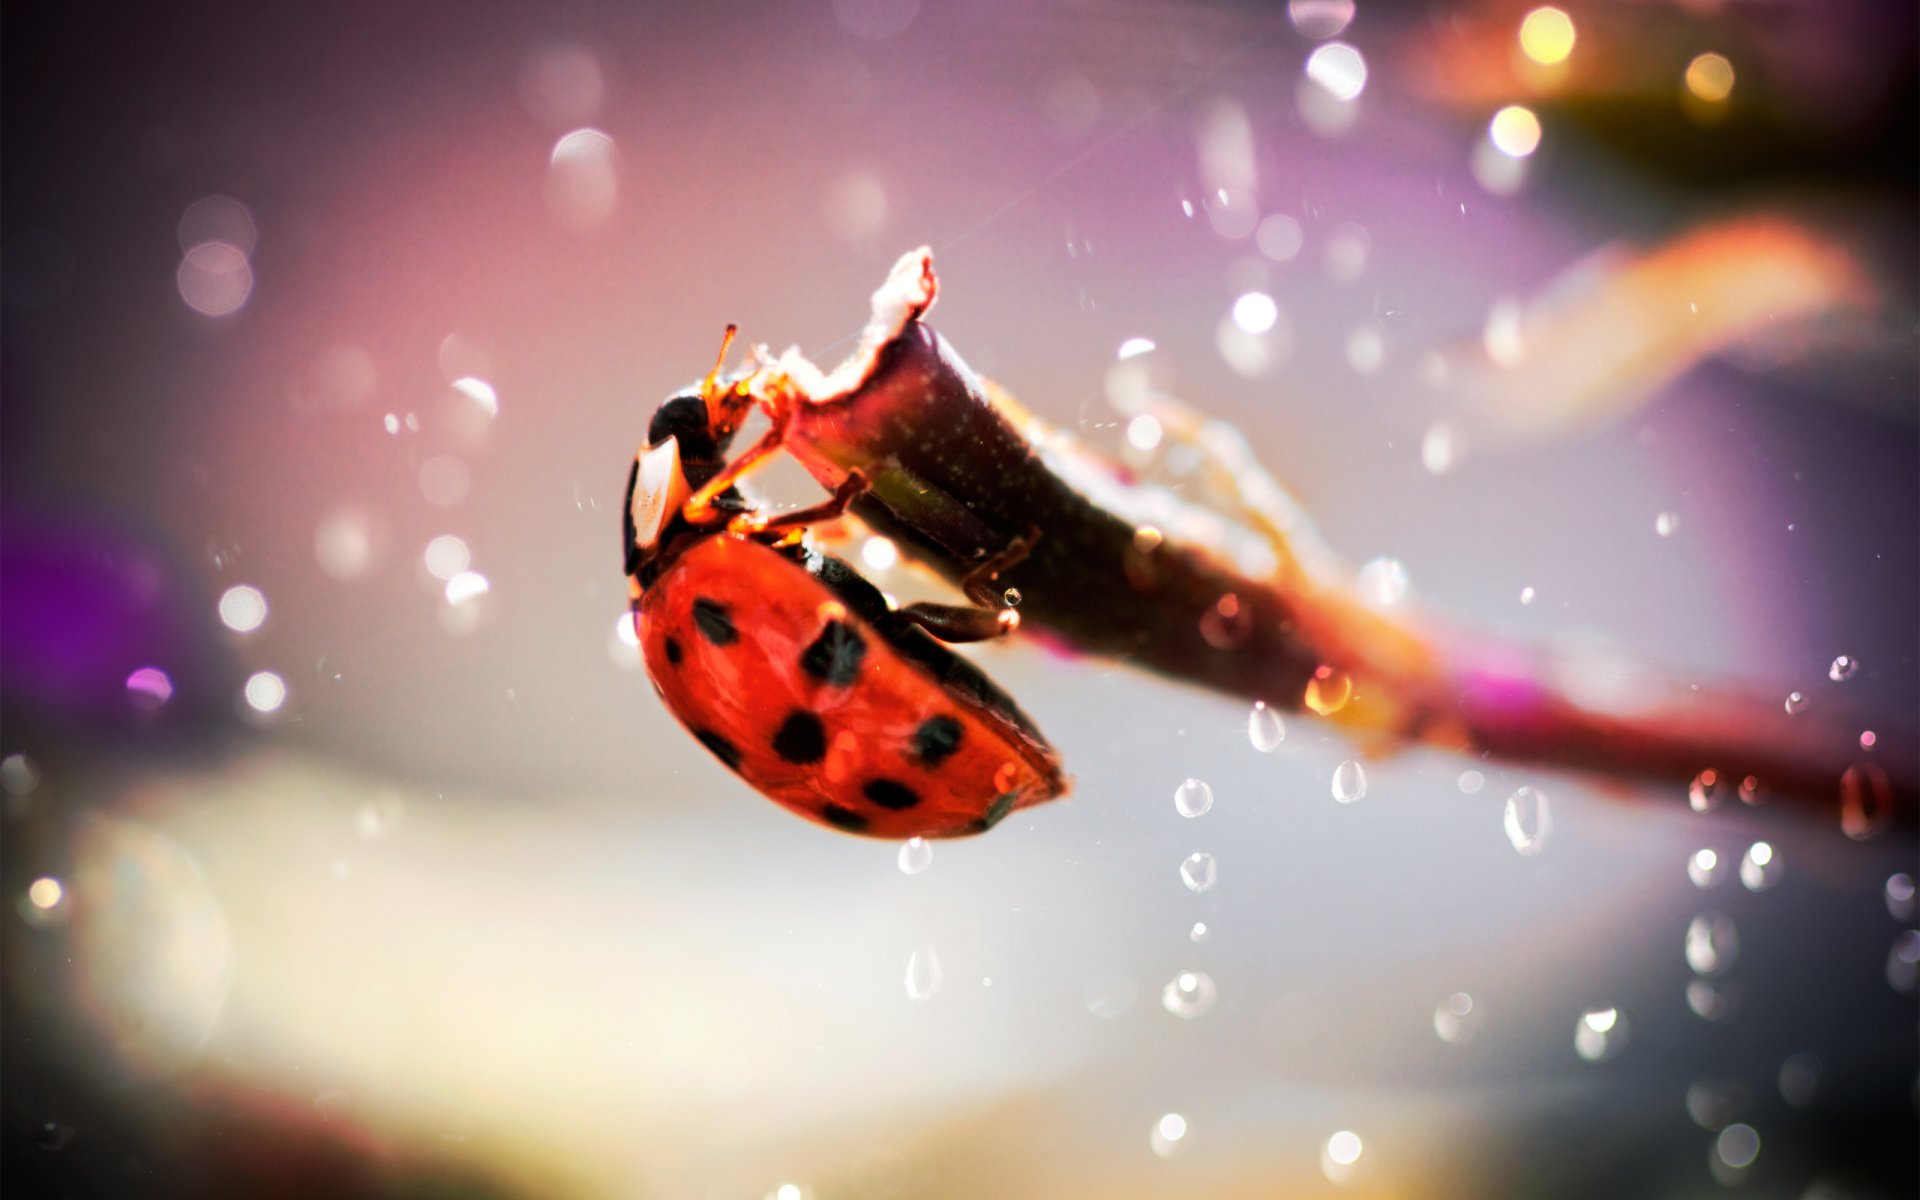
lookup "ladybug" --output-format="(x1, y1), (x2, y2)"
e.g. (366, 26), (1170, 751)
(624, 331), (1067, 839)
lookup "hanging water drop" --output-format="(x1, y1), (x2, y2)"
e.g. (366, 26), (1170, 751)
(1886, 873), (1916, 921)
(897, 837), (932, 875)
(1828, 654), (1858, 682)
(1685, 912), (1739, 976)
(1574, 1006), (1626, 1062)
(1783, 690), (1808, 715)
(1160, 970), (1218, 1018)
(1179, 852), (1218, 893)
(1247, 702), (1285, 751)
(904, 945), (943, 1002)
(1174, 778), (1214, 818)
(1739, 841), (1781, 891)
(1502, 787), (1551, 856)
(1686, 978), (1741, 1021)
(1887, 931), (1919, 994)
(1655, 511), (1679, 537)
(1432, 991), (1480, 1044)
(1189, 921), (1211, 944)
(1687, 769), (1725, 813)
(1305, 665), (1353, 715)
(1686, 848), (1724, 888)
(1149, 1112), (1189, 1158)
(1840, 762), (1892, 841)
(1001, 587), (1022, 608)
(1331, 759), (1367, 803)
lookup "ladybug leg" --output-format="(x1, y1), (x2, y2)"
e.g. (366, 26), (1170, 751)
(959, 525), (1041, 606)
(730, 469), (871, 537)
(891, 601), (1020, 643)
(683, 414), (790, 525)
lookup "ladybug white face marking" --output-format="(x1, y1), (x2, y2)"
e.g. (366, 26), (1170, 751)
(631, 435), (690, 551)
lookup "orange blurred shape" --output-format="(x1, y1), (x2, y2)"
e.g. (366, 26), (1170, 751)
(1452, 215), (1877, 442)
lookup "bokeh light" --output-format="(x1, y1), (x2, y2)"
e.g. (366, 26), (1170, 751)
(1489, 105), (1543, 158)
(1518, 7), (1576, 66)
(1305, 43), (1368, 102)
(1685, 53), (1736, 103)
(217, 584), (268, 633)
(176, 241), (253, 317)
(243, 671), (286, 714)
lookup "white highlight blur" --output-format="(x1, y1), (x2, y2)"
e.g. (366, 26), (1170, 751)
(177, 241), (254, 317)
(218, 585), (268, 633)
(547, 129), (619, 232)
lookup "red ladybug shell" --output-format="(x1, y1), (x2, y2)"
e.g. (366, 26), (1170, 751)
(636, 533), (1066, 838)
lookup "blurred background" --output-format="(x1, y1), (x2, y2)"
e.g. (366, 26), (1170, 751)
(3, 1), (1916, 1196)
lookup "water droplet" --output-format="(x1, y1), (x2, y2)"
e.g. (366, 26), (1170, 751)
(1188, 921), (1210, 944)
(1574, 1006), (1626, 1062)
(1886, 873), (1916, 921)
(1714, 1123), (1760, 1172)
(125, 666), (174, 709)
(1174, 778), (1214, 818)
(1247, 702), (1285, 751)
(1778, 1053), (1821, 1108)
(1001, 587), (1022, 607)
(1305, 665), (1353, 715)
(1655, 511), (1680, 537)
(1198, 592), (1252, 648)
(1432, 991), (1480, 1043)
(32, 1122), (76, 1152)
(1320, 1129), (1364, 1184)
(1686, 1080), (1743, 1130)
(1840, 763), (1893, 841)
(897, 837), (932, 874)
(1686, 848), (1724, 888)
(1356, 557), (1409, 607)
(1502, 787), (1551, 856)
(1686, 978), (1741, 1022)
(1688, 769), (1726, 813)
(1149, 1112), (1189, 1158)
(1783, 690), (1808, 715)
(1737, 775), (1766, 806)
(1685, 912), (1739, 976)
(1739, 841), (1780, 891)
(1519, 586), (1536, 605)
(1179, 852), (1218, 893)
(1160, 970), (1218, 1018)
(0, 753), (41, 796)
(1828, 654), (1858, 682)
(1457, 770), (1486, 794)
(904, 944), (942, 1002)
(1860, 729), (1877, 749)
(1331, 759), (1367, 803)
(1888, 931), (1920, 994)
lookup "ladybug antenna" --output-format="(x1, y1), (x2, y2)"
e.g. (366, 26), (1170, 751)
(700, 324), (738, 407)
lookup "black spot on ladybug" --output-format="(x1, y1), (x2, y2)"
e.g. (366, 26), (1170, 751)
(821, 804), (868, 832)
(972, 790), (1018, 833)
(912, 715), (964, 766)
(694, 729), (742, 773)
(692, 598), (737, 645)
(664, 636), (683, 666)
(800, 619), (866, 686)
(863, 778), (921, 811)
(772, 710), (827, 764)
